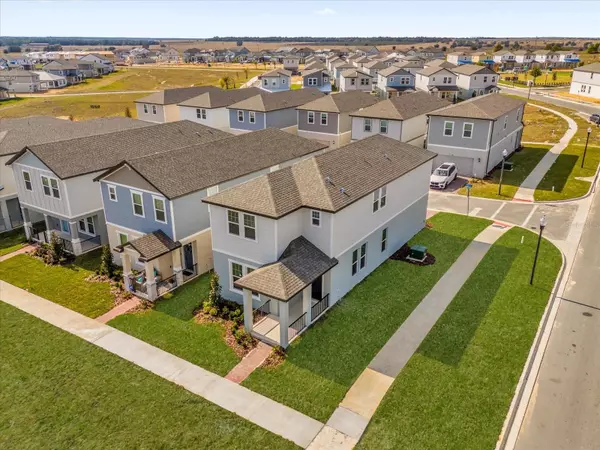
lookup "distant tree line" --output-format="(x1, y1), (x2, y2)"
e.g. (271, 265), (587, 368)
(208, 36), (456, 45)
(0, 37), (160, 47)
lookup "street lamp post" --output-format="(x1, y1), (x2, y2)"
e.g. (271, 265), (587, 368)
(498, 149), (509, 196)
(527, 80), (533, 100)
(581, 127), (592, 169)
(530, 215), (547, 285)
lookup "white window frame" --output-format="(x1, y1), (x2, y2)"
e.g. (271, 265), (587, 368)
(389, 76), (395, 83)
(307, 111), (315, 124)
(503, 115), (508, 130)
(230, 260), (259, 298)
(462, 122), (474, 139)
(364, 118), (372, 132)
(380, 119), (388, 134)
(359, 243), (367, 270)
(351, 249), (358, 276)
(263, 78), (268, 86)
(308, 77), (317, 86)
(22, 170), (32, 191)
(249, 111), (256, 124)
(227, 209), (240, 236)
(153, 195), (167, 224)
(320, 112), (328, 126)
(143, 104), (148, 114)
(41, 175), (60, 199)
(443, 121), (454, 137)
(107, 184), (118, 202)
(152, 105), (157, 115)
(131, 190), (144, 218)
(117, 231), (128, 246)
(78, 216), (96, 236)
(372, 185), (387, 213)
(311, 210), (321, 227)
(237, 110), (244, 122)
(381, 228), (388, 252)
(196, 108), (207, 120)
(243, 213), (257, 241)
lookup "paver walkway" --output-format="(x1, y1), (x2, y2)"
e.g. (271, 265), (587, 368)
(0, 281), (325, 448)
(0, 244), (35, 262)
(514, 104), (578, 202)
(95, 297), (142, 323)
(225, 342), (272, 383)
(309, 224), (511, 449)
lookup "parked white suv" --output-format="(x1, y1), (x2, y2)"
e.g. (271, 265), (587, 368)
(430, 163), (457, 189)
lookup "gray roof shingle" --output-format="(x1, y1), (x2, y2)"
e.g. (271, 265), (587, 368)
(227, 88), (325, 112)
(135, 86), (222, 105)
(574, 62), (600, 74)
(450, 65), (497, 76)
(377, 66), (412, 77)
(178, 87), (262, 108)
(119, 230), (181, 262)
(350, 91), (451, 120)
(428, 93), (526, 120)
(340, 69), (373, 78)
(296, 91), (379, 113)
(258, 69), (293, 78)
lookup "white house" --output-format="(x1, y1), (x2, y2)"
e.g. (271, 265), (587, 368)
(493, 50), (516, 67)
(533, 50), (560, 68)
(135, 86), (222, 123)
(0, 70), (44, 93)
(203, 135), (435, 348)
(447, 52), (472, 65)
(514, 50), (535, 67)
(258, 69), (292, 92)
(282, 55), (300, 73)
(339, 69), (373, 92)
(415, 66), (459, 100)
(569, 62), (600, 100)
(32, 71), (67, 89)
(452, 65), (499, 99)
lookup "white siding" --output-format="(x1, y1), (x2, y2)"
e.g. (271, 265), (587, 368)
(179, 105), (230, 130)
(64, 172), (104, 217)
(351, 117), (402, 141)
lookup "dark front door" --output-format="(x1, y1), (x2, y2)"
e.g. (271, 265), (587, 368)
(183, 243), (194, 271)
(311, 276), (323, 300)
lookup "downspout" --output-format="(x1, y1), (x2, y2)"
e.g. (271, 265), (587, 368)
(484, 120), (495, 175)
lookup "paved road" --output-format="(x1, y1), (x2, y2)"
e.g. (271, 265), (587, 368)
(500, 85), (600, 115)
(514, 186), (600, 450)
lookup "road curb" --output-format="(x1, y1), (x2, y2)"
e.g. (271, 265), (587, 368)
(533, 159), (600, 204)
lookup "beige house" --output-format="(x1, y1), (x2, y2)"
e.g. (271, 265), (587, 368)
(135, 86), (222, 123)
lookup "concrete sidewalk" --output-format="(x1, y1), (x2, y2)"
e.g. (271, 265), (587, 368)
(0, 281), (325, 448)
(514, 104), (578, 202)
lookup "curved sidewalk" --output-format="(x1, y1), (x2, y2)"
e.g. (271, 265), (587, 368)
(514, 104), (578, 202)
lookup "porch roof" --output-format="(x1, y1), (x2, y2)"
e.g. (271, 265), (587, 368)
(234, 236), (338, 302)
(116, 230), (181, 262)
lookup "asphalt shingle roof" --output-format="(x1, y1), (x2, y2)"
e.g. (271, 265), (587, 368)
(120, 230), (181, 262)
(425, 59), (457, 69)
(227, 88), (325, 112)
(427, 93), (526, 120)
(296, 91), (379, 113)
(378, 66), (412, 77)
(350, 91), (451, 120)
(178, 87), (262, 108)
(340, 69), (373, 78)
(450, 65), (497, 76)
(135, 86), (222, 105)
(258, 69), (293, 78)
(574, 62), (600, 74)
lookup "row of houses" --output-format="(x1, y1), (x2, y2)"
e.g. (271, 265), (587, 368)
(447, 49), (581, 69)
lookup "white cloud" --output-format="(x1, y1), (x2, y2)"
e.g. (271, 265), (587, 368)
(315, 8), (336, 15)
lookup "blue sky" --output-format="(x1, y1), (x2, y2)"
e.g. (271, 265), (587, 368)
(1, 1), (599, 38)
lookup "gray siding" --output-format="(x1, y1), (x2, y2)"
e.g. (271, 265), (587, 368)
(265, 108), (297, 129)
(490, 106), (522, 146)
(297, 110), (338, 134)
(229, 109), (266, 131)
(303, 70), (326, 87)
(173, 190), (209, 239)
(338, 112), (353, 134)
(213, 250), (260, 305)
(427, 116), (490, 150)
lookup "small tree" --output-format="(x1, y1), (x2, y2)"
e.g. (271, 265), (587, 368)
(530, 66), (542, 85)
(243, 67), (249, 79)
(493, 43), (503, 52)
(68, 114), (74, 121)
(203, 272), (222, 316)
(100, 244), (116, 279)
(124, 106), (132, 118)
(219, 75), (231, 89)
(552, 72), (557, 81)
(48, 232), (65, 265)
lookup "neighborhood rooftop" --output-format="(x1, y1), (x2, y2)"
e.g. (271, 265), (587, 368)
(203, 134), (436, 218)
(117, 230), (181, 263)
(296, 90), (379, 113)
(350, 91), (451, 120)
(427, 93), (526, 120)
(228, 88), (325, 112)
(258, 68), (293, 78)
(574, 62), (600, 73)
(450, 65), (497, 76)
(135, 86), (222, 105)
(177, 87), (262, 108)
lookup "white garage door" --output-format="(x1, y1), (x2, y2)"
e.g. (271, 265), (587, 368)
(433, 155), (474, 177)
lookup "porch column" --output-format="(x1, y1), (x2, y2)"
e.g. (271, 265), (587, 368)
(145, 261), (158, 301)
(279, 301), (289, 349)
(302, 285), (312, 325)
(172, 248), (184, 286)
(121, 253), (132, 289)
(69, 221), (83, 255)
(21, 207), (32, 239)
(243, 288), (253, 332)
(43, 214), (52, 239)
(0, 199), (11, 231)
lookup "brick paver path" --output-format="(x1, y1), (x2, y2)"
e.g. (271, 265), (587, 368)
(225, 342), (272, 383)
(96, 297), (141, 323)
(0, 245), (35, 263)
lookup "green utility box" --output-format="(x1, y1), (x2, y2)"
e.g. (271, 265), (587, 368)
(408, 245), (427, 262)
(503, 161), (514, 171)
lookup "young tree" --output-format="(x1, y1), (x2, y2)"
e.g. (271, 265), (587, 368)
(243, 67), (249, 79)
(552, 72), (557, 81)
(493, 43), (503, 52)
(100, 244), (116, 278)
(124, 107), (132, 118)
(530, 66), (542, 85)
(219, 75), (231, 89)
(48, 232), (65, 265)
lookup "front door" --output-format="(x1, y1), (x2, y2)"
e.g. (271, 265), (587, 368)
(311, 276), (323, 300)
(183, 243), (194, 271)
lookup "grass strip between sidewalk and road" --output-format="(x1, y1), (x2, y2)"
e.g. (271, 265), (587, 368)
(0, 302), (296, 449)
(243, 213), (492, 422)
(357, 227), (562, 449)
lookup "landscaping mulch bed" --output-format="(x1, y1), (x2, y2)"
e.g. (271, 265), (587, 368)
(194, 312), (257, 358)
(390, 244), (436, 266)
(261, 346), (286, 369)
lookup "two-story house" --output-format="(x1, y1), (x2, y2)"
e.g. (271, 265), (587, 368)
(296, 91), (379, 148)
(203, 135), (435, 348)
(304, 61), (326, 71)
(96, 129), (327, 301)
(350, 91), (450, 145)
(135, 86), (222, 123)
(332, 63), (355, 85)
(326, 55), (341, 73)
(493, 50), (517, 69)
(471, 52), (495, 67)
(178, 87), (262, 130)
(374, 66), (415, 98)
(339, 69), (373, 92)
(569, 62), (600, 100)
(452, 65), (499, 99)
(533, 50), (560, 68)
(446, 52), (472, 65)
(556, 50), (580, 68)
(32, 71), (68, 89)
(6, 121), (229, 255)
(282, 55), (300, 73)
(0, 70), (44, 93)
(363, 60), (388, 80)
(513, 50), (535, 67)
(227, 88), (325, 134)
(352, 46), (380, 57)
(392, 59), (425, 75)
(302, 68), (331, 93)
(424, 59), (457, 70)
(352, 56), (372, 69)
(415, 66), (459, 100)
(258, 69), (292, 92)
(78, 53), (114, 73)
(425, 94), (526, 176)
(43, 60), (83, 85)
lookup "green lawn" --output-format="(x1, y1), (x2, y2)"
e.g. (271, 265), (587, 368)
(0, 227), (27, 257)
(358, 227), (562, 449)
(521, 104), (568, 143)
(242, 213), (492, 421)
(0, 302), (296, 449)
(109, 273), (241, 376)
(457, 145), (551, 200)
(0, 250), (113, 318)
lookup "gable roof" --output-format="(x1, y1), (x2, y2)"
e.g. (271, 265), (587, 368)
(428, 93), (526, 120)
(203, 134), (436, 218)
(228, 88), (325, 112)
(117, 230), (181, 262)
(258, 68), (293, 78)
(378, 66), (412, 77)
(340, 69), (373, 78)
(574, 62), (600, 74)
(98, 128), (327, 199)
(354, 56), (371, 64)
(402, 55), (424, 62)
(296, 90), (379, 113)
(302, 68), (327, 77)
(364, 60), (388, 70)
(135, 86), (222, 105)
(9, 121), (229, 179)
(450, 65), (497, 76)
(393, 60), (424, 69)
(425, 59), (457, 69)
(304, 61), (326, 71)
(350, 91), (451, 120)
(178, 87), (262, 108)
(416, 66), (454, 77)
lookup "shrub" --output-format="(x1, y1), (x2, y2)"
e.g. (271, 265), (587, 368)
(47, 232), (65, 265)
(124, 106), (132, 118)
(99, 245), (116, 278)
(202, 272), (222, 312)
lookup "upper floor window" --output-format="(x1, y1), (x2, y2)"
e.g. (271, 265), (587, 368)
(228, 209), (257, 241)
(308, 111), (315, 124)
(107, 184), (117, 201)
(373, 186), (387, 212)
(444, 121), (454, 136)
(483, 76), (488, 83)
(143, 104), (148, 114)
(463, 123), (474, 138)
(350, 78), (356, 86)
(152, 105), (157, 115)
(321, 112), (328, 126)
(389, 76), (395, 83)
(22, 171), (32, 191)
(492, 76), (496, 82)
(380, 120), (388, 134)
(131, 191), (144, 217)
(153, 196), (167, 223)
(503, 116), (508, 130)
(364, 118), (372, 132)
(41, 175), (60, 199)
(249, 111), (256, 124)
(311, 210), (321, 227)
(263, 78), (268, 86)
(381, 228), (388, 252)
(237, 110), (244, 122)
(196, 108), (207, 120)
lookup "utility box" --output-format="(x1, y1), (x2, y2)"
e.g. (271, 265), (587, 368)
(503, 161), (514, 171)
(408, 245), (427, 262)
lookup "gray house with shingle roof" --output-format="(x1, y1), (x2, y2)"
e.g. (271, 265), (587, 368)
(94, 129), (327, 301)
(135, 86), (222, 123)
(302, 68), (331, 93)
(452, 65), (499, 100)
(258, 69), (292, 92)
(203, 134), (435, 347)
(375, 66), (415, 98)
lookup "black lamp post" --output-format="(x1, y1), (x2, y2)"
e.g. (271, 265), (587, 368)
(581, 127), (592, 169)
(530, 215), (547, 285)
(498, 149), (509, 196)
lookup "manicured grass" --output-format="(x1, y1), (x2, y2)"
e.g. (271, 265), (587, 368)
(456, 145), (551, 200)
(0, 250), (113, 318)
(0, 93), (146, 120)
(0, 227), (27, 257)
(358, 227), (562, 450)
(109, 273), (240, 376)
(242, 213), (492, 421)
(0, 302), (296, 449)
(500, 70), (572, 83)
(521, 104), (568, 143)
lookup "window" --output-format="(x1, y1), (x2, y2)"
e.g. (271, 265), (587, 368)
(372, 186), (387, 212)
(443, 76), (448, 84)
(231, 262), (243, 286)
(143, 104), (148, 114)
(307, 111), (315, 124)
(351, 249), (358, 275)
(311, 210), (321, 227)
(107, 185), (117, 201)
(78, 216), (95, 235)
(61, 220), (70, 234)
(41, 176), (60, 198)
(364, 118), (372, 132)
(503, 116), (508, 130)
(23, 171), (32, 191)
(263, 78), (268, 86)
(381, 228), (388, 252)
(118, 232), (128, 246)
(323, 76), (329, 83)
(444, 121), (454, 136)
(351, 78), (356, 85)
(389, 76), (395, 83)
(228, 210), (240, 235)
(153, 196), (166, 223)
(249, 111), (256, 124)
(243, 214), (256, 240)
(463, 123), (473, 138)
(380, 120), (388, 134)
(131, 191), (144, 217)
(308, 78), (317, 86)
(152, 105), (157, 115)
(281, 78), (286, 84)
(483, 76), (488, 83)
(196, 108), (207, 120)
(360, 243), (367, 269)
(321, 112), (328, 126)
(237, 110), (244, 122)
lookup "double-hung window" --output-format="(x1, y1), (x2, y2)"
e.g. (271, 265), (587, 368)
(503, 116), (508, 130)
(153, 196), (166, 223)
(463, 122), (473, 138)
(78, 216), (95, 235)
(443, 121), (454, 136)
(351, 249), (358, 275)
(389, 76), (395, 83)
(308, 78), (317, 86)
(23, 171), (32, 191)
(373, 186), (387, 212)
(351, 243), (368, 276)
(196, 108), (207, 120)
(237, 110), (244, 122)
(230, 261), (259, 297)
(118, 232), (128, 246)
(320, 112), (328, 126)
(311, 210), (321, 227)
(364, 118), (372, 132)
(249, 111), (256, 124)
(381, 228), (388, 252)
(41, 176), (60, 199)
(243, 214), (256, 240)
(263, 78), (268, 86)
(380, 120), (388, 134)
(483, 76), (488, 83)
(228, 210), (257, 241)
(107, 184), (117, 201)
(131, 191), (144, 217)
(351, 78), (356, 86)
(152, 105), (157, 115)
(308, 111), (315, 124)
(228, 210), (240, 235)
(143, 104), (148, 114)
(360, 243), (367, 269)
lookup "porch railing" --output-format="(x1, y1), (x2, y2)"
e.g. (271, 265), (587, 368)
(79, 235), (102, 253)
(59, 237), (74, 254)
(311, 294), (330, 320)
(157, 273), (178, 296)
(253, 299), (271, 324)
(290, 313), (307, 335)
(182, 264), (198, 283)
